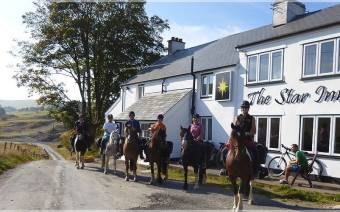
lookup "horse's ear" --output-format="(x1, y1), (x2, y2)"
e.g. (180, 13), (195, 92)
(231, 123), (235, 129)
(180, 125), (183, 130)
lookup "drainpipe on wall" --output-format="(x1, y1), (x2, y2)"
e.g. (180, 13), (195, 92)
(190, 56), (196, 115)
(161, 78), (166, 94)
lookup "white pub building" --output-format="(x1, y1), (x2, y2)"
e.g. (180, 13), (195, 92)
(107, 0), (340, 179)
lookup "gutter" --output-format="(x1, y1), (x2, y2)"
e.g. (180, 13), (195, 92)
(190, 56), (195, 115)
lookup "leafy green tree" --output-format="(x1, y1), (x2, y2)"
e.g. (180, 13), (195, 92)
(13, 0), (169, 140)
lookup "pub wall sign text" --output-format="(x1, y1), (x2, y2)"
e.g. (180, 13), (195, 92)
(248, 86), (340, 105)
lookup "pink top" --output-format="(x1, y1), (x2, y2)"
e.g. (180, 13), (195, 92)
(190, 123), (203, 140)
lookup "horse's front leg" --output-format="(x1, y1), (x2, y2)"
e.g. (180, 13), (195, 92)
(149, 161), (155, 185)
(132, 161), (137, 182)
(80, 154), (85, 169)
(76, 152), (80, 169)
(193, 167), (200, 190)
(230, 176), (239, 211)
(157, 161), (163, 184)
(101, 154), (105, 169)
(104, 154), (109, 174)
(113, 155), (117, 174)
(248, 180), (254, 205)
(125, 159), (129, 181)
(183, 165), (188, 190)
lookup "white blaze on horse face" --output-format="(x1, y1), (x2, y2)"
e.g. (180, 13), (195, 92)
(181, 138), (188, 150)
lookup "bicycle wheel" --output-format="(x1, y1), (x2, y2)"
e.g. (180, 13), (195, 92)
(307, 158), (323, 180)
(267, 156), (287, 177)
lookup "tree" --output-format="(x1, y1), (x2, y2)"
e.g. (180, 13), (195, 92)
(13, 0), (169, 139)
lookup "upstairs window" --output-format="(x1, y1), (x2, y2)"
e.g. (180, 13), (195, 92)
(138, 85), (144, 99)
(303, 38), (340, 78)
(247, 49), (284, 84)
(201, 73), (213, 98)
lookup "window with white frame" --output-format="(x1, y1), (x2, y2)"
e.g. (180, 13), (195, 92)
(247, 49), (283, 84)
(201, 73), (213, 98)
(138, 85), (144, 99)
(254, 116), (281, 150)
(201, 116), (212, 141)
(303, 38), (340, 78)
(140, 122), (152, 138)
(300, 115), (340, 156)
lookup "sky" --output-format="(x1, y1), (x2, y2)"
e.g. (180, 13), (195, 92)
(0, 1), (339, 100)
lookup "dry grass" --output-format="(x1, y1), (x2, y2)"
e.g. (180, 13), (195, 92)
(0, 142), (49, 174)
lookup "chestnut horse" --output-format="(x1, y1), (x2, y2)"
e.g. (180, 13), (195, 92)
(123, 125), (140, 181)
(179, 126), (207, 190)
(226, 123), (253, 211)
(145, 128), (173, 184)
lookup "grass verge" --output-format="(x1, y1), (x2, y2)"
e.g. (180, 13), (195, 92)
(0, 143), (48, 174)
(164, 166), (340, 206)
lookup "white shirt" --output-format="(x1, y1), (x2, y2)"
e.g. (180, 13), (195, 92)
(103, 121), (118, 136)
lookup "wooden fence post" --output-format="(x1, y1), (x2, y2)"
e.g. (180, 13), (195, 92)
(10, 142), (12, 150)
(3, 142), (7, 153)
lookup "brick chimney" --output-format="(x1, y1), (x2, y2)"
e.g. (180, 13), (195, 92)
(272, 0), (306, 27)
(167, 37), (185, 55)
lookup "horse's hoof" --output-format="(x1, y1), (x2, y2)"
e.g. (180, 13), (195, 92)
(81, 166), (84, 169)
(193, 184), (200, 190)
(157, 178), (163, 184)
(125, 176), (129, 181)
(104, 171), (107, 174)
(149, 180), (154, 185)
(248, 200), (254, 205)
(76, 166), (80, 169)
(133, 177), (137, 182)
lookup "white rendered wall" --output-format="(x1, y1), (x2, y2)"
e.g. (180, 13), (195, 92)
(239, 25), (340, 178)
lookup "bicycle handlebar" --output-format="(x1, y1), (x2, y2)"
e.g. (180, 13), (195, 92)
(281, 144), (291, 151)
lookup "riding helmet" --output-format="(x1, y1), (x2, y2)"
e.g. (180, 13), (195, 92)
(193, 113), (200, 119)
(129, 111), (135, 116)
(157, 114), (164, 120)
(240, 100), (251, 108)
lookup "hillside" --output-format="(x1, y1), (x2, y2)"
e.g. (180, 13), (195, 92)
(0, 100), (38, 109)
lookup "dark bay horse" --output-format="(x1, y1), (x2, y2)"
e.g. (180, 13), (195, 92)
(145, 128), (173, 184)
(226, 123), (253, 211)
(123, 125), (139, 181)
(179, 126), (208, 190)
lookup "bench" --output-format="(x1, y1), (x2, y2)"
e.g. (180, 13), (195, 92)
(290, 153), (317, 188)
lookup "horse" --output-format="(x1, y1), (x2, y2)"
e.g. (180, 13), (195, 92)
(73, 133), (87, 169)
(144, 128), (173, 184)
(226, 123), (254, 211)
(123, 125), (140, 181)
(103, 129), (121, 174)
(179, 126), (208, 190)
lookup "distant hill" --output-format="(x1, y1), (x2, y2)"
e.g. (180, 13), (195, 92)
(0, 100), (38, 109)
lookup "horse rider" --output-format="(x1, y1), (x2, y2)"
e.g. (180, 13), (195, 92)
(150, 114), (166, 135)
(101, 114), (119, 157)
(72, 113), (89, 152)
(124, 111), (145, 159)
(233, 100), (258, 177)
(190, 113), (207, 169)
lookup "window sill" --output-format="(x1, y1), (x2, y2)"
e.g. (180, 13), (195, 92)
(200, 96), (213, 99)
(304, 152), (340, 160)
(300, 73), (340, 81)
(268, 149), (281, 154)
(246, 80), (285, 87)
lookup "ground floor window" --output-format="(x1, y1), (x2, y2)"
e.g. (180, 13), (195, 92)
(140, 122), (153, 138)
(201, 116), (212, 142)
(254, 116), (281, 150)
(300, 115), (340, 156)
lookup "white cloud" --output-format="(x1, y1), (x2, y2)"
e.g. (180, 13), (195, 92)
(162, 22), (243, 48)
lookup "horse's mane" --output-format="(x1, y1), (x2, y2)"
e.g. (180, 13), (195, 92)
(151, 128), (166, 147)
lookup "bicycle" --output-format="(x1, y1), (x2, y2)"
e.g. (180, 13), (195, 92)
(267, 144), (323, 179)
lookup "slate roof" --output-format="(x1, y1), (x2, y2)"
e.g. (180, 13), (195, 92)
(114, 89), (191, 121)
(124, 3), (340, 85)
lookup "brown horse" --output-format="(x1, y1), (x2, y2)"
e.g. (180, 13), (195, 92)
(226, 123), (253, 211)
(145, 128), (172, 184)
(123, 125), (139, 181)
(179, 126), (207, 190)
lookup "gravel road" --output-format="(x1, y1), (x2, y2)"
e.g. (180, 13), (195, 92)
(0, 143), (320, 210)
